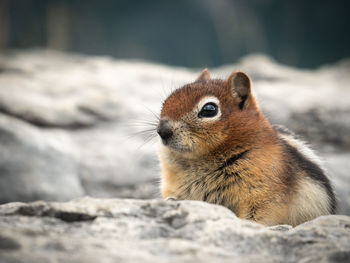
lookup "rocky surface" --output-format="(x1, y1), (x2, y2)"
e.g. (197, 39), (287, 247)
(0, 197), (349, 263)
(0, 50), (349, 215)
(0, 52), (350, 262)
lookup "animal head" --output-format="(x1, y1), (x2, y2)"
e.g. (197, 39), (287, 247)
(157, 69), (264, 157)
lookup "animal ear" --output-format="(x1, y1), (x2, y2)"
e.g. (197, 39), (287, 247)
(196, 68), (211, 81)
(226, 71), (251, 110)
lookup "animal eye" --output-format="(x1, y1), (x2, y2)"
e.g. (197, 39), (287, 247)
(198, 103), (218, 118)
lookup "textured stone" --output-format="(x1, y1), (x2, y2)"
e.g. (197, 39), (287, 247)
(0, 197), (349, 263)
(0, 50), (349, 215)
(0, 113), (84, 203)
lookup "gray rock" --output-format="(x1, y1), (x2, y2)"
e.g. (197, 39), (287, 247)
(324, 153), (350, 216)
(0, 50), (349, 214)
(0, 197), (349, 263)
(0, 113), (84, 203)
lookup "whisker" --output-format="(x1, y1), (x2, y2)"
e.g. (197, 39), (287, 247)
(127, 122), (158, 127)
(128, 129), (157, 137)
(133, 128), (157, 135)
(136, 134), (158, 150)
(144, 106), (160, 121)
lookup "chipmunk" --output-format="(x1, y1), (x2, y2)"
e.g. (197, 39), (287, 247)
(157, 69), (336, 226)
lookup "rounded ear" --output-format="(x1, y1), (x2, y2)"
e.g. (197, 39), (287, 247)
(226, 71), (251, 110)
(195, 68), (211, 82)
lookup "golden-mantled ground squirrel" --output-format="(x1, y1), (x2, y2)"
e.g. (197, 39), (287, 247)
(157, 69), (336, 226)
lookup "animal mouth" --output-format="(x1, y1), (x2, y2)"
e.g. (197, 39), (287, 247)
(157, 119), (192, 153)
(160, 138), (191, 153)
(161, 138), (170, 146)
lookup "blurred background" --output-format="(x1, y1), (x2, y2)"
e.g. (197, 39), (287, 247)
(1, 0), (349, 68)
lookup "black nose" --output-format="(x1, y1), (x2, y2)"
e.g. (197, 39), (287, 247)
(157, 120), (173, 140)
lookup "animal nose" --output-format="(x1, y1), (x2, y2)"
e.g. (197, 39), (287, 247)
(157, 120), (173, 140)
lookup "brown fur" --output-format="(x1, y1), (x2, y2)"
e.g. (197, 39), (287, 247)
(158, 70), (336, 226)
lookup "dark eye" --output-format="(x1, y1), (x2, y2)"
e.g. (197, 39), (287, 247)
(198, 103), (218, 118)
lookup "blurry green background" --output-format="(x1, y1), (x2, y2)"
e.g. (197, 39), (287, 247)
(0, 0), (349, 68)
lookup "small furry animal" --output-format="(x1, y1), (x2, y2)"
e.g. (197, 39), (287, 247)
(157, 69), (336, 226)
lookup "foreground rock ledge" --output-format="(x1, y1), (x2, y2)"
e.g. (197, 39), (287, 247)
(0, 197), (349, 263)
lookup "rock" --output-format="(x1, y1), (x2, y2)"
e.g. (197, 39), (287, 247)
(0, 50), (349, 214)
(0, 197), (349, 263)
(0, 113), (84, 203)
(324, 153), (350, 216)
